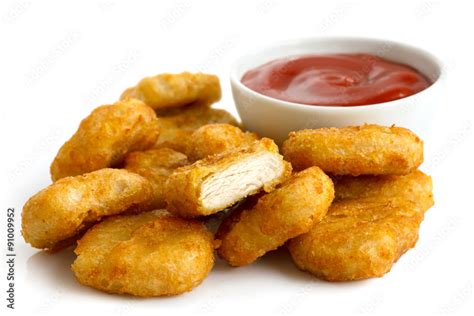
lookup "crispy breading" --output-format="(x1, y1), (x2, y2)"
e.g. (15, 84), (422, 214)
(217, 167), (334, 266)
(120, 72), (221, 110)
(50, 99), (160, 181)
(72, 210), (215, 297)
(124, 148), (190, 209)
(282, 124), (423, 176)
(187, 123), (258, 161)
(165, 138), (292, 218)
(288, 198), (424, 281)
(154, 105), (239, 153)
(333, 169), (434, 212)
(22, 169), (154, 250)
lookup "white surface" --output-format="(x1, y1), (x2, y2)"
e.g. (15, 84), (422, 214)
(1, 1), (473, 315)
(232, 37), (442, 143)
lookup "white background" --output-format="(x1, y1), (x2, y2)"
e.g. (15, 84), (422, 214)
(1, 0), (473, 315)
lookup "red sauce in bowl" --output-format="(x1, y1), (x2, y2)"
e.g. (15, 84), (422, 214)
(241, 54), (432, 106)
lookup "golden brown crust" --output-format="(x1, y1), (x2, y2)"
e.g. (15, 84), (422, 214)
(124, 148), (190, 209)
(217, 167), (334, 266)
(333, 169), (434, 212)
(187, 123), (258, 161)
(50, 99), (160, 181)
(120, 72), (221, 110)
(282, 124), (423, 176)
(22, 169), (154, 250)
(154, 105), (239, 153)
(164, 138), (292, 218)
(72, 210), (215, 297)
(287, 198), (424, 281)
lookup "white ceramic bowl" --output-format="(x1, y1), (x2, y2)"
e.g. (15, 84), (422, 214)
(230, 37), (443, 144)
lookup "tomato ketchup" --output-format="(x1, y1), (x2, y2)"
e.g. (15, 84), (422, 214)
(241, 54), (431, 106)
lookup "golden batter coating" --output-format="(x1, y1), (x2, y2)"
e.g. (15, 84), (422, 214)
(120, 72), (221, 110)
(72, 210), (215, 297)
(155, 105), (239, 153)
(282, 124), (423, 176)
(187, 123), (258, 161)
(217, 166), (334, 266)
(333, 169), (434, 212)
(50, 99), (160, 181)
(165, 138), (292, 218)
(288, 198), (424, 281)
(22, 169), (154, 250)
(124, 148), (190, 209)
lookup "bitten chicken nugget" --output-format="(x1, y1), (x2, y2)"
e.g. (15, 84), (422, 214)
(124, 148), (190, 209)
(22, 169), (154, 250)
(288, 198), (424, 281)
(333, 169), (434, 212)
(187, 123), (258, 161)
(72, 210), (215, 297)
(120, 72), (221, 110)
(217, 166), (334, 266)
(165, 138), (292, 218)
(282, 124), (423, 176)
(155, 105), (239, 153)
(50, 99), (160, 181)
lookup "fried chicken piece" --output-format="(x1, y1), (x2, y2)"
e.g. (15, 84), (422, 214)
(50, 99), (160, 181)
(22, 169), (153, 250)
(282, 124), (423, 176)
(165, 138), (292, 218)
(72, 210), (215, 297)
(124, 148), (190, 209)
(217, 166), (334, 266)
(155, 105), (239, 153)
(333, 169), (434, 212)
(288, 198), (424, 281)
(120, 72), (221, 110)
(187, 123), (258, 161)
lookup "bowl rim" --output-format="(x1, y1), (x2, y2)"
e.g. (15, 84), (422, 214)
(230, 36), (444, 112)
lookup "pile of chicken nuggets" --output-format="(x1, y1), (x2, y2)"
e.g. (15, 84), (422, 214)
(22, 72), (433, 297)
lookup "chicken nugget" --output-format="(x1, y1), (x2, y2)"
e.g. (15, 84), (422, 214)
(333, 169), (434, 212)
(120, 72), (221, 110)
(155, 105), (239, 153)
(217, 166), (334, 266)
(165, 138), (292, 218)
(288, 198), (424, 281)
(124, 148), (190, 209)
(72, 210), (215, 296)
(22, 169), (153, 250)
(50, 99), (160, 181)
(187, 123), (258, 161)
(282, 124), (423, 176)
